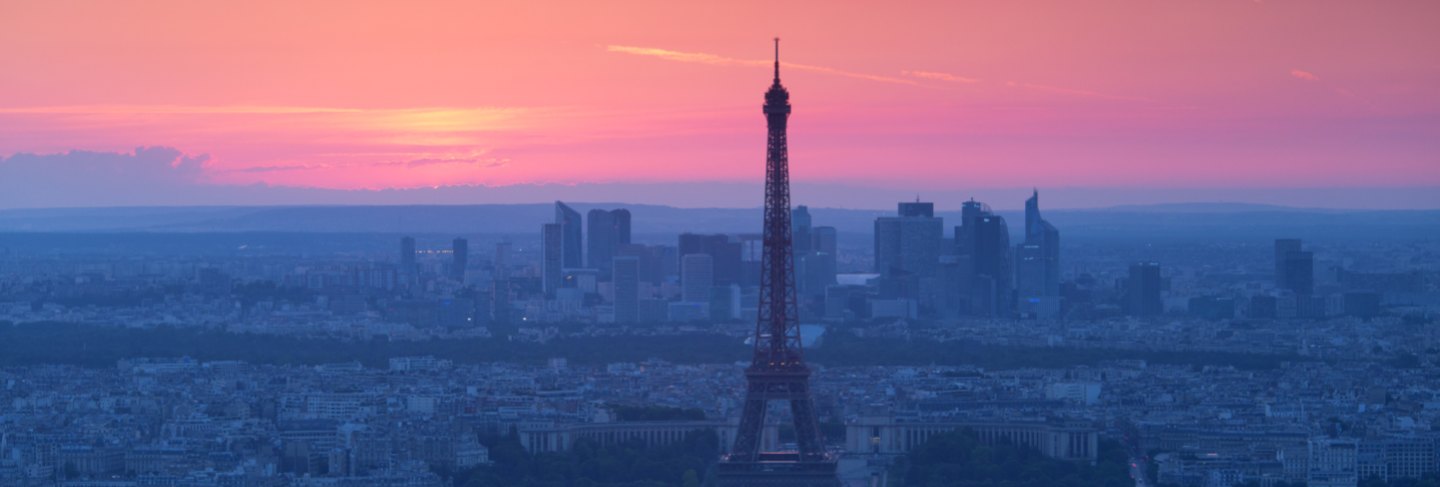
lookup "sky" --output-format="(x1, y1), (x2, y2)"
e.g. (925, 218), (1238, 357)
(1, 0), (1438, 209)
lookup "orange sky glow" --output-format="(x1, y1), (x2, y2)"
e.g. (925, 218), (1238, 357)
(1, 0), (1437, 204)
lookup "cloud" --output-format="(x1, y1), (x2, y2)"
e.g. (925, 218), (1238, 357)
(1289, 69), (1320, 81)
(0, 147), (212, 207)
(0, 105), (552, 190)
(228, 150), (511, 174)
(606, 45), (1161, 103)
(0, 105), (364, 115)
(901, 70), (980, 83)
(1287, 68), (1378, 108)
(402, 150), (510, 169)
(0, 105), (534, 135)
(606, 45), (917, 85)
(1006, 81), (1150, 102)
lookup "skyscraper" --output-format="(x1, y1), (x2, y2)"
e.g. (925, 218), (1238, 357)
(612, 256), (640, 323)
(491, 241), (512, 324)
(953, 200), (1013, 317)
(680, 253), (714, 303)
(792, 205), (813, 254)
(1275, 238), (1314, 295)
(616, 243), (670, 284)
(1125, 262), (1164, 317)
(555, 201), (583, 269)
(955, 199), (984, 256)
(797, 252), (836, 300)
(1275, 238), (1302, 286)
(587, 208), (631, 277)
(679, 233), (742, 284)
(451, 238), (469, 282)
(541, 223), (563, 295)
(873, 201), (944, 278)
(1016, 190), (1060, 317)
(1283, 250), (1315, 295)
(809, 226), (839, 296)
(400, 236), (416, 272)
(812, 226), (837, 257)
(719, 39), (835, 487)
(972, 213), (1013, 316)
(898, 200), (934, 218)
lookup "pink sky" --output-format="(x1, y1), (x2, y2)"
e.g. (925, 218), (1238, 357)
(0, 0), (1437, 207)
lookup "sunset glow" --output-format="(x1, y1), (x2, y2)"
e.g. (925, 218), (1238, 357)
(1, 0), (1437, 206)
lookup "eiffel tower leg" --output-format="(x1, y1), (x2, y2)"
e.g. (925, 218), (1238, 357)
(790, 396), (824, 458)
(732, 390), (768, 460)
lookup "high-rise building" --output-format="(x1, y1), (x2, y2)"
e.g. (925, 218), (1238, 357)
(400, 236), (416, 272)
(679, 233), (742, 284)
(562, 268), (598, 293)
(1125, 262), (1164, 317)
(494, 241), (512, 279)
(451, 238), (468, 282)
(541, 223), (563, 295)
(555, 201), (583, 269)
(1275, 238), (1302, 286)
(1275, 239), (1314, 295)
(971, 213), (1012, 316)
(491, 242), (512, 324)
(873, 201), (944, 278)
(812, 226), (837, 257)
(793, 210), (832, 318)
(1016, 190), (1060, 317)
(955, 200), (984, 256)
(680, 253), (714, 303)
(898, 201), (934, 218)
(616, 243), (672, 284)
(809, 226), (838, 298)
(950, 200), (1013, 317)
(1283, 251), (1315, 295)
(797, 252), (837, 300)
(587, 208), (631, 277)
(612, 256), (640, 323)
(792, 205), (813, 254)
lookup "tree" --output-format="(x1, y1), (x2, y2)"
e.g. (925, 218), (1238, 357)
(888, 429), (1132, 487)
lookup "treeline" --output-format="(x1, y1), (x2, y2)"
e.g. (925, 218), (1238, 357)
(44, 287), (176, 308)
(813, 328), (1306, 371)
(0, 322), (748, 368)
(0, 322), (1305, 371)
(1360, 475), (1440, 487)
(889, 429), (1133, 487)
(1173, 475), (1440, 487)
(456, 430), (719, 487)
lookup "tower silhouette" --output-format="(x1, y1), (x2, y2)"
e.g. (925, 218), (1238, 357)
(717, 38), (838, 487)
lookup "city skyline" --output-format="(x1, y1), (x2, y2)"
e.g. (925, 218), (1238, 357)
(2, 1), (1438, 210)
(2, 4), (1439, 487)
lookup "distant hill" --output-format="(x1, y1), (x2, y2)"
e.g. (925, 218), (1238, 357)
(0, 203), (1436, 242)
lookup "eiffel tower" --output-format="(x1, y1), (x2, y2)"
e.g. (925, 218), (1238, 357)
(716, 38), (838, 487)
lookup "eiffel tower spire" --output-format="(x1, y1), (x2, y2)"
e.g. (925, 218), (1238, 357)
(773, 37), (781, 84)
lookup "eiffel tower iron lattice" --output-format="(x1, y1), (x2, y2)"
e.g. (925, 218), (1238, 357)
(716, 38), (839, 487)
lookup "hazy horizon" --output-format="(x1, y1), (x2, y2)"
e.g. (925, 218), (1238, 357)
(1, 166), (1437, 211)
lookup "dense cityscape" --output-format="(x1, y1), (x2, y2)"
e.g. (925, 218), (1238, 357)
(0, 195), (1435, 486)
